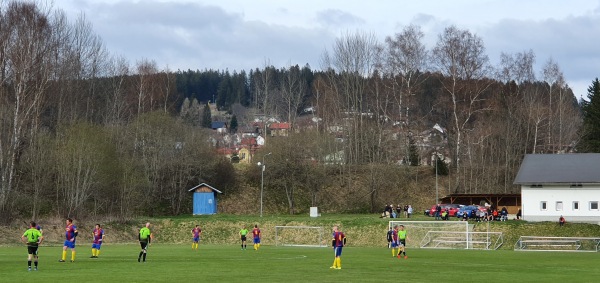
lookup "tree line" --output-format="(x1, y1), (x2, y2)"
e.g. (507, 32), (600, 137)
(0, 1), (596, 220)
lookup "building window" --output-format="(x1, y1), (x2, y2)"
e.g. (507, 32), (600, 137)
(573, 201), (579, 210)
(540, 201), (547, 211)
(590, 201), (599, 210)
(556, 201), (563, 211)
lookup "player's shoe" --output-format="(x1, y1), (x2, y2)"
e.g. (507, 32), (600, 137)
(335, 267), (341, 270)
(404, 255), (408, 259)
(396, 255), (400, 259)
(330, 266), (336, 269)
(28, 267), (31, 271)
(58, 259), (65, 262)
(70, 260), (75, 263)
(34, 267), (37, 271)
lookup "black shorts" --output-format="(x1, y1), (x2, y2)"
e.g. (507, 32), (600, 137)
(241, 236), (247, 241)
(27, 245), (38, 255)
(399, 239), (406, 246)
(140, 241), (149, 250)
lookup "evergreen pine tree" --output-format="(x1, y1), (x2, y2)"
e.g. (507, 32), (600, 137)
(579, 78), (600, 152)
(434, 155), (449, 176)
(201, 103), (212, 128)
(229, 115), (238, 133)
(408, 137), (420, 166)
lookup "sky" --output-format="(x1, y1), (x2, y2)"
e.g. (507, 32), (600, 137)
(58, 0), (600, 99)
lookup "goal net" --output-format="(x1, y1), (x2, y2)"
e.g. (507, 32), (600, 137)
(388, 221), (472, 249)
(421, 231), (504, 250)
(514, 236), (600, 252)
(274, 226), (327, 247)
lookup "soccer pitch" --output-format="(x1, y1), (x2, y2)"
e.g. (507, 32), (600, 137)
(1, 244), (598, 281)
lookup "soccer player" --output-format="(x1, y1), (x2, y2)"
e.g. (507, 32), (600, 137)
(330, 225), (346, 270)
(191, 225), (202, 250)
(22, 221), (44, 271)
(386, 227), (393, 248)
(252, 225), (261, 250)
(59, 218), (78, 262)
(138, 222), (152, 262)
(239, 226), (249, 250)
(91, 224), (105, 258)
(397, 225), (408, 259)
(391, 225), (400, 257)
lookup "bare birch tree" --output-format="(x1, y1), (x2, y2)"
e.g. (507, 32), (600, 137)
(0, 2), (54, 213)
(278, 64), (306, 125)
(384, 25), (428, 125)
(431, 26), (492, 191)
(321, 31), (379, 164)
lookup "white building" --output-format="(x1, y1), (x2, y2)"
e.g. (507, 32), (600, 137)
(514, 153), (600, 223)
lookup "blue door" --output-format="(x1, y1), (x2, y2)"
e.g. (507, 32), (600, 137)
(193, 193), (216, 214)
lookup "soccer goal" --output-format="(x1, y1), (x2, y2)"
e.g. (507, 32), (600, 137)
(274, 226), (327, 247)
(421, 231), (504, 250)
(388, 221), (475, 249)
(514, 236), (600, 252)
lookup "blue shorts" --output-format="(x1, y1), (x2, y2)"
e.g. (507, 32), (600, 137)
(193, 237), (200, 243)
(253, 238), (260, 244)
(92, 243), (102, 250)
(64, 240), (76, 249)
(334, 246), (343, 257)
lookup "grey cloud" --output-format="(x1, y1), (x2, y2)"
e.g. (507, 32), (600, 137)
(412, 13), (435, 26)
(482, 10), (600, 97)
(316, 9), (365, 27)
(77, 1), (332, 71)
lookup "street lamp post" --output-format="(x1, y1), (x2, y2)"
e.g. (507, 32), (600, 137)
(435, 153), (439, 205)
(258, 152), (272, 217)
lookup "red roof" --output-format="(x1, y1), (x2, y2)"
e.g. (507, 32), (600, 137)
(270, 122), (291, 130)
(241, 137), (257, 146)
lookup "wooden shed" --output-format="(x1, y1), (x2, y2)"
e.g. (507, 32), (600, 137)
(188, 183), (222, 215)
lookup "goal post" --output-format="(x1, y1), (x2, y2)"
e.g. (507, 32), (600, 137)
(388, 221), (472, 249)
(274, 226), (327, 247)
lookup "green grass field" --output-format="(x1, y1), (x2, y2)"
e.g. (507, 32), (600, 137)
(1, 243), (598, 282)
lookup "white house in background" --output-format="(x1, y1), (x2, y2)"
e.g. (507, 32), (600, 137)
(514, 153), (600, 223)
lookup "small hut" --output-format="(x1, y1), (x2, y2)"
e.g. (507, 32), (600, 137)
(188, 183), (222, 215)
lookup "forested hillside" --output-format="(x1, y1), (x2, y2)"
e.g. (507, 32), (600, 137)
(0, 1), (594, 222)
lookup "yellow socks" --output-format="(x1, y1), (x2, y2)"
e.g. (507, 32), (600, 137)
(336, 258), (341, 268)
(62, 251), (67, 261)
(71, 251), (76, 261)
(96, 250), (100, 257)
(92, 248), (97, 256)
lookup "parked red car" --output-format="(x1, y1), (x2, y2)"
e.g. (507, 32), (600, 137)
(426, 204), (462, 217)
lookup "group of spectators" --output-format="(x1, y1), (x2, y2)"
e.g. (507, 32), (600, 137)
(461, 206), (509, 222)
(380, 204), (413, 218)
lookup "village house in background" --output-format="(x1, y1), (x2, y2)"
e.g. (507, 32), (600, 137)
(514, 153), (600, 223)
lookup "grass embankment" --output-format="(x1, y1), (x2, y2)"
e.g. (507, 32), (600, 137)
(2, 214), (599, 249)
